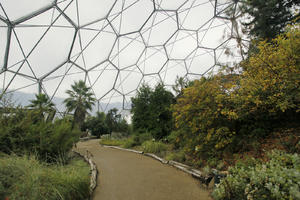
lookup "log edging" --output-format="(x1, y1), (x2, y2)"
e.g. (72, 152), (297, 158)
(72, 150), (98, 198)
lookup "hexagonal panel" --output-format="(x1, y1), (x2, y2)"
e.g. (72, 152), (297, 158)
(100, 89), (123, 106)
(141, 74), (162, 88)
(87, 61), (119, 99)
(108, 0), (153, 35)
(0, 71), (38, 94)
(14, 10), (75, 78)
(198, 18), (232, 49)
(115, 65), (143, 94)
(71, 20), (116, 70)
(8, 61), (37, 79)
(185, 47), (215, 75)
(165, 30), (197, 59)
(7, 29), (27, 69)
(0, 0), (53, 21)
(110, 33), (145, 68)
(159, 60), (187, 86)
(137, 46), (167, 75)
(42, 62), (74, 98)
(154, 0), (187, 10)
(178, 0), (215, 30)
(58, 0), (116, 26)
(141, 11), (178, 46)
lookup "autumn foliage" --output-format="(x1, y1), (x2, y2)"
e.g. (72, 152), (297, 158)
(172, 24), (300, 162)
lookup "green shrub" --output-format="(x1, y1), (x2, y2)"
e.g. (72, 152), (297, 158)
(82, 112), (109, 137)
(122, 138), (137, 148)
(138, 132), (153, 143)
(165, 149), (186, 163)
(0, 155), (90, 200)
(141, 141), (167, 155)
(131, 83), (174, 140)
(0, 110), (80, 162)
(121, 133), (152, 148)
(212, 151), (300, 200)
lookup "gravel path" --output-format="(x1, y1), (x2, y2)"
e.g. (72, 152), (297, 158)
(76, 139), (212, 200)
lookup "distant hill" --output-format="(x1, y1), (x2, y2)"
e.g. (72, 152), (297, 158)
(1, 90), (129, 116)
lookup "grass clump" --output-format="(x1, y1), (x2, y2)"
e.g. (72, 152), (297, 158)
(0, 154), (90, 200)
(141, 140), (167, 155)
(122, 138), (137, 148)
(165, 149), (186, 163)
(99, 138), (125, 146)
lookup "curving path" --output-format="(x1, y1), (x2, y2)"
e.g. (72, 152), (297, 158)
(76, 139), (212, 200)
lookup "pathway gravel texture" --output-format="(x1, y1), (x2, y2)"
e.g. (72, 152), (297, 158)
(76, 139), (212, 200)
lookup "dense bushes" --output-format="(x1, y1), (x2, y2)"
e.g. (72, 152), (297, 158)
(83, 110), (129, 137)
(0, 155), (90, 200)
(0, 109), (80, 162)
(212, 151), (300, 200)
(172, 25), (300, 163)
(131, 84), (174, 140)
(82, 112), (109, 137)
(172, 75), (238, 160)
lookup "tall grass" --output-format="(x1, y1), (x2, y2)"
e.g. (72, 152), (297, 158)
(0, 155), (90, 200)
(141, 141), (167, 155)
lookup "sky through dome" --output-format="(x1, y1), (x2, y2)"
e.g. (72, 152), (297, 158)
(0, 0), (248, 113)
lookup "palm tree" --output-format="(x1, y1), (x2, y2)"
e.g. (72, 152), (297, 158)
(27, 93), (56, 122)
(64, 80), (96, 129)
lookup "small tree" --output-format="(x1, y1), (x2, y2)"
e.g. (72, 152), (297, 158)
(105, 108), (121, 137)
(238, 0), (300, 40)
(27, 93), (56, 122)
(131, 83), (174, 139)
(131, 84), (152, 132)
(64, 80), (96, 129)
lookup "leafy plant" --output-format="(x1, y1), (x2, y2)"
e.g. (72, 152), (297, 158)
(131, 83), (174, 140)
(212, 151), (300, 200)
(0, 109), (80, 162)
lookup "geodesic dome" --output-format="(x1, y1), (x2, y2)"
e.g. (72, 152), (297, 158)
(0, 0), (248, 113)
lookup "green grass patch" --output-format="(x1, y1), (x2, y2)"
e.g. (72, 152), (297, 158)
(165, 149), (186, 163)
(0, 154), (90, 200)
(141, 140), (168, 155)
(100, 138), (125, 146)
(122, 138), (137, 148)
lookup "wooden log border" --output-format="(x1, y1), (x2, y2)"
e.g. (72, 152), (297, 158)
(72, 150), (98, 198)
